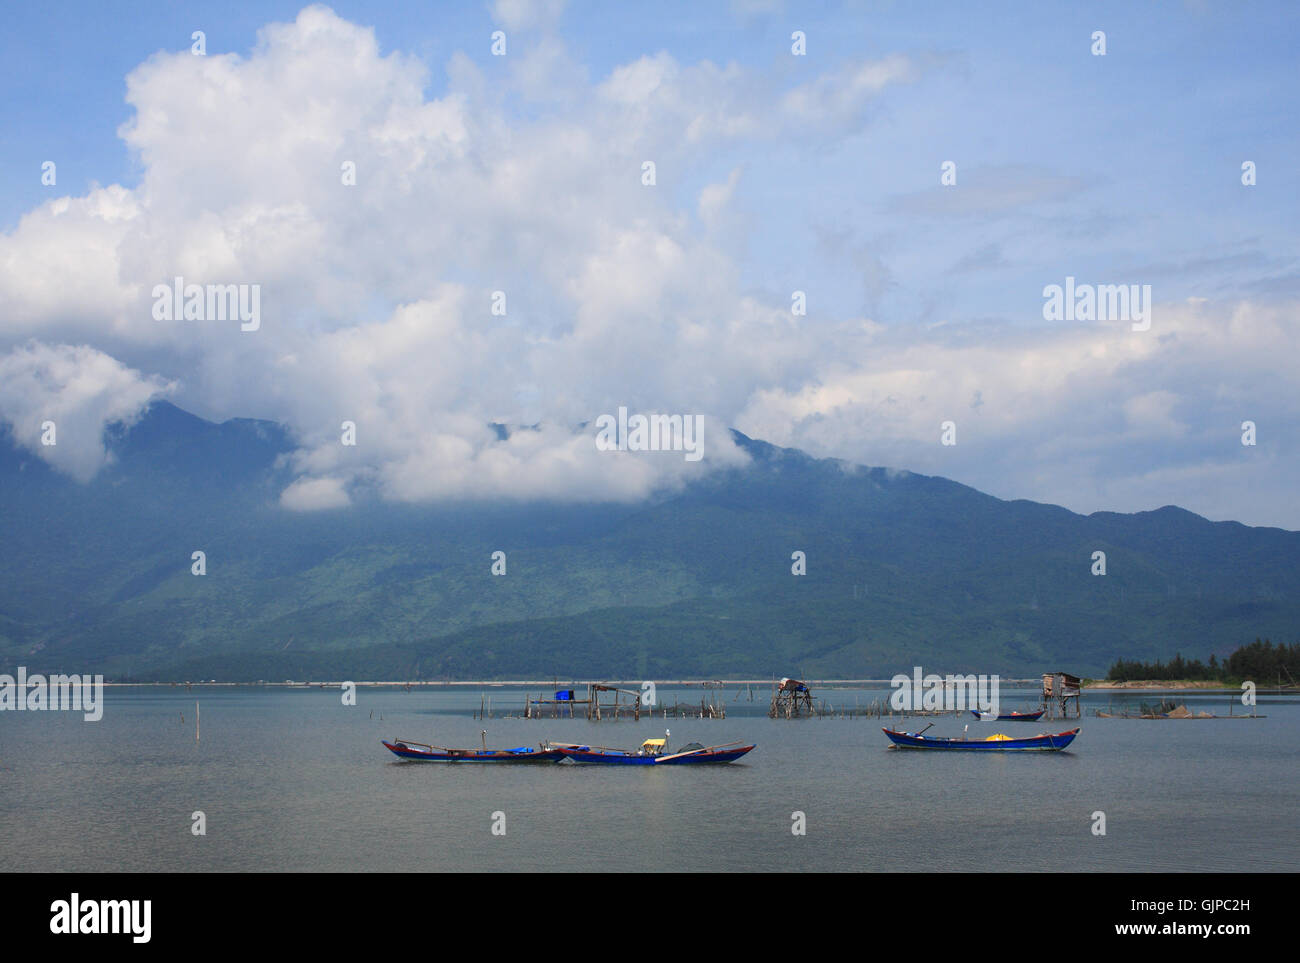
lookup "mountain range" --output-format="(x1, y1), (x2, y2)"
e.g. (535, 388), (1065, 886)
(1, 402), (1295, 680)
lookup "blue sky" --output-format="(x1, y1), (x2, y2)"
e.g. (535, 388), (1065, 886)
(1, 1), (1297, 525)
(5, 1), (1296, 317)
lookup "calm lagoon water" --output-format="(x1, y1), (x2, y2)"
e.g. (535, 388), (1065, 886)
(2, 684), (1296, 872)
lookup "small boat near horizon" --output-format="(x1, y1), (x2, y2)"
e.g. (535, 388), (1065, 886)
(883, 726), (1079, 751)
(546, 736), (755, 765)
(382, 738), (565, 762)
(969, 708), (1046, 722)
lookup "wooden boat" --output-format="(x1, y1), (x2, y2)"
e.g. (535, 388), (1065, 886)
(382, 739), (565, 762)
(546, 737), (755, 765)
(969, 708), (1046, 722)
(883, 726), (1079, 751)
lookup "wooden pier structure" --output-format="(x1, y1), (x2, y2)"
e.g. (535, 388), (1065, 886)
(769, 677), (814, 718)
(521, 683), (727, 720)
(1042, 671), (1081, 719)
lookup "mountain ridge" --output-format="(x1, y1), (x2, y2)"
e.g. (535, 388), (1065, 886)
(0, 401), (1294, 680)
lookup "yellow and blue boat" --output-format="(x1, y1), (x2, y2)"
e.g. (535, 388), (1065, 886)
(883, 727), (1079, 751)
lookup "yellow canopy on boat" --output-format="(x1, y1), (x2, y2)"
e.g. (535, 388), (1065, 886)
(984, 733), (1013, 741)
(641, 739), (666, 747)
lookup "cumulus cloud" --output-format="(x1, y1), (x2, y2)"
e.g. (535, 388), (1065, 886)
(0, 5), (1293, 528)
(735, 298), (1300, 527)
(0, 343), (172, 480)
(0, 186), (142, 337)
(2, 5), (905, 503)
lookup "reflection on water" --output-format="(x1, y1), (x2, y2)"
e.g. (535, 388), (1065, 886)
(1, 685), (1296, 871)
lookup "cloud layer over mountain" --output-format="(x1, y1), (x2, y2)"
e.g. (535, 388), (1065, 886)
(0, 3), (1294, 526)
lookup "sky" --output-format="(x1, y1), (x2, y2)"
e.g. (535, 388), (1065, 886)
(0, 0), (1297, 525)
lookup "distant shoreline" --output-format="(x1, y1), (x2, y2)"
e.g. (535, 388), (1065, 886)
(91, 677), (1293, 692)
(1085, 680), (1258, 690)
(98, 678), (1045, 688)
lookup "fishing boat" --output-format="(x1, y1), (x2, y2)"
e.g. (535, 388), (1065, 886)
(969, 708), (1046, 722)
(882, 726), (1079, 751)
(546, 736), (755, 765)
(381, 738), (566, 762)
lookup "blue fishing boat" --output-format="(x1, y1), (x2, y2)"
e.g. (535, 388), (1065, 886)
(969, 708), (1046, 722)
(548, 736), (755, 765)
(382, 739), (565, 762)
(882, 726), (1079, 751)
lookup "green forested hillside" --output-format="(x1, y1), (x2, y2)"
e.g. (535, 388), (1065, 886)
(1, 403), (1296, 679)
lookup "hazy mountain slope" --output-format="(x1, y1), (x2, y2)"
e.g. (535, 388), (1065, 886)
(0, 403), (1295, 679)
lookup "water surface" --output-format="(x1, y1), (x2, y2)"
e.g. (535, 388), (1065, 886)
(2, 684), (1295, 872)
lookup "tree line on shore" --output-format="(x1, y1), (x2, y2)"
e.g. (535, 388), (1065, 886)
(1107, 638), (1299, 683)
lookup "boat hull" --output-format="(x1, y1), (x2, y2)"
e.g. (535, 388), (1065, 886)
(556, 745), (755, 765)
(382, 740), (565, 762)
(883, 728), (1079, 751)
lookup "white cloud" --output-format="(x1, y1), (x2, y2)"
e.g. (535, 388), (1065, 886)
(490, 0), (567, 32)
(699, 168), (742, 228)
(1, 6), (897, 505)
(779, 53), (918, 127)
(280, 475), (351, 511)
(736, 298), (1300, 527)
(0, 6), (1293, 528)
(0, 186), (142, 338)
(0, 343), (172, 480)
(1123, 390), (1187, 439)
